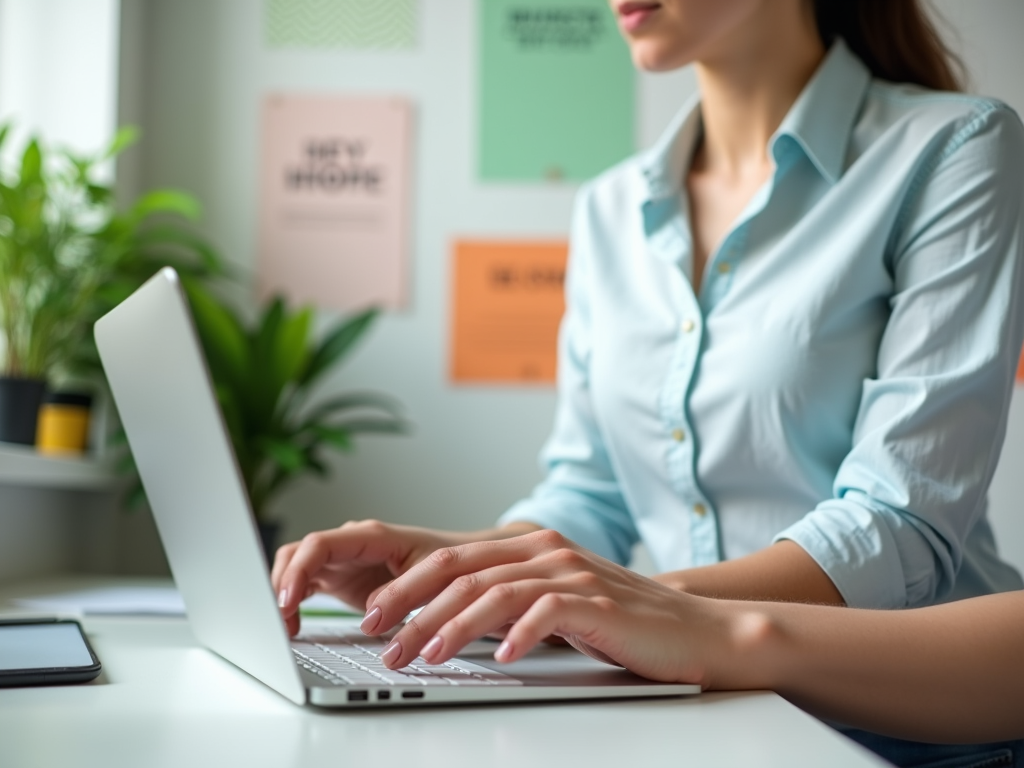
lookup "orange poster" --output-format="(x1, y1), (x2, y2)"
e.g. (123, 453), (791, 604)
(451, 241), (568, 384)
(257, 94), (411, 312)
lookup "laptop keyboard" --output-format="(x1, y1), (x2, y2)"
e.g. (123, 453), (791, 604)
(292, 631), (522, 687)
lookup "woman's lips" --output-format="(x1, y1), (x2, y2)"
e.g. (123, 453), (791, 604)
(617, 1), (660, 32)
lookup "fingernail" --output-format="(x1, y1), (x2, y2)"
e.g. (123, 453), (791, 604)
(277, 589), (289, 608)
(360, 606), (382, 634)
(495, 640), (513, 662)
(381, 640), (402, 667)
(421, 635), (443, 661)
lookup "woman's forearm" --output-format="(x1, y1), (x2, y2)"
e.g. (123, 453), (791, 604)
(711, 590), (1024, 743)
(655, 540), (846, 605)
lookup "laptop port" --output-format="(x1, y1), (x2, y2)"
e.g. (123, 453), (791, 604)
(347, 690), (369, 702)
(401, 690), (425, 700)
(377, 690), (391, 701)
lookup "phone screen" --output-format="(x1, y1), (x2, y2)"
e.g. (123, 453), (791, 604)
(0, 622), (95, 670)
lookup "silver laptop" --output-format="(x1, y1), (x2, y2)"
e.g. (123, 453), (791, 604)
(94, 268), (700, 707)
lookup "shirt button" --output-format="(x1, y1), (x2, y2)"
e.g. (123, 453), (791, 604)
(671, 428), (686, 442)
(681, 319), (695, 333)
(717, 262), (731, 275)
(693, 503), (707, 517)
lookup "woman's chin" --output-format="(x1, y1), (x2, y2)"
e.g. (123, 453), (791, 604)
(628, 41), (693, 73)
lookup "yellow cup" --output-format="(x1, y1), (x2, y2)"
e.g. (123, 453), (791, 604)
(36, 393), (92, 456)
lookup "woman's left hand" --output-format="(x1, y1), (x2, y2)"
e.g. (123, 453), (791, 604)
(359, 529), (733, 686)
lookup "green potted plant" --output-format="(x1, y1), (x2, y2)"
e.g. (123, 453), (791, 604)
(179, 280), (408, 559)
(0, 125), (222, 445)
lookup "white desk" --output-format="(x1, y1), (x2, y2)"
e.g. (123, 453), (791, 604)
(0, 579), (886, 768)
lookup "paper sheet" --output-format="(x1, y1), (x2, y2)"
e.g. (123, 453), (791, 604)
(265, 0), (417, 49)
(450, 240), (568, 384)
(14, 586), (186, 616)
(14, 587), (360, 617)
(257, 94), (412, 312)
(479, 0), (634, 181)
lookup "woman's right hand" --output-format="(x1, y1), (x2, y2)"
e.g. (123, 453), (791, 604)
(270, 520), (463, 637)
(270, 520), (541, 637)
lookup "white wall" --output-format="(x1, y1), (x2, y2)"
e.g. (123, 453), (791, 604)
(123, 0), (1024, 577)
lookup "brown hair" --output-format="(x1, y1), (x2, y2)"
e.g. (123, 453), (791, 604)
(812, 0), (965, 91)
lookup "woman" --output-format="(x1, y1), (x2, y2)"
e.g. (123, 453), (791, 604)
(273, 0), (1024, 763)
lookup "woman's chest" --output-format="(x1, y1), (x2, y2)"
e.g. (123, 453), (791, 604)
(584, 191), (895, 451)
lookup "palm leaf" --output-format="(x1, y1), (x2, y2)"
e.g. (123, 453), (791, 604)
(261, 438), (307, 473)
(325, 417), (409, 435)
(274, 305), (313, 388)
(302, 391), (404, 424)
(129, 189), (201, 222)
(182, 280), (248, 390)
(19, 139), (42, 184)
(310, 425), (353, 451)
(300, 308), (377, 390)
(104, 125), (139, 159)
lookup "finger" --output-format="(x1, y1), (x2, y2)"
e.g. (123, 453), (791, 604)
(285, 610), (301, 638)
(496, 593), (620, 666)
(367, 530), (573, 635)
(414, 579), (579, 667)
(277, 522), (402, 618)
(365, 580), (392, 610)
(270, 541), (298, 596)
(384, 567), (605, 667)
(383, 561), (537, 659)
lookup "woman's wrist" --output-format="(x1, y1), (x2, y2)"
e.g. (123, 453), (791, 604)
(689, 596), (790, 692)
(653, 571), (689, 592)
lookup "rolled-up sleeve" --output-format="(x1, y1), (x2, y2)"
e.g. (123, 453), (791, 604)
(776, 105), (1024, 608)
(498, 185), (640, 565)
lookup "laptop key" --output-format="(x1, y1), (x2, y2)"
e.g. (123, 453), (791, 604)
(294, 642), (523, 687)
(404, 675), (452, 685)
(442, 677), (495, 686)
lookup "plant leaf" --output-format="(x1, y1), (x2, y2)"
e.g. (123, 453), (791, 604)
(300, 308), (378, 389)
(124, 481), (148, 510)
(130, 189), (201, 222)
(305, 454), (329, 477)
(303, 391), (405, 423)
(256, 297), (285, 365)
(261, 439), (306, 473)
(86, 183), (113, 206)
(326, 417), (409, 435)
(251, 296), (286, 417)
(182, 280), (248, 389)
(104, 125), (139, 159)
(19, 139), (42, 183)
(312, 425), (353, 451)
(274, 305), (313, 389)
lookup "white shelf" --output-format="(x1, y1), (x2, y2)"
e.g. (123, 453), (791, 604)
(0, 442), (119, 491)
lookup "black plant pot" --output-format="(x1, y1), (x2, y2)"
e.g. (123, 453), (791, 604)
(257, 521), (282, 570)
(0, 376), (47, 445)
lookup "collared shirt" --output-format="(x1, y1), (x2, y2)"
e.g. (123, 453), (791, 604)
(499, 40), (1024, 609)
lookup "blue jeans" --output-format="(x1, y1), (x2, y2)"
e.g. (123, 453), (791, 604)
(841, 728), (1024, 768)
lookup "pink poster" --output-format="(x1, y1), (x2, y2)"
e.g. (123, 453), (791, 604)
(257, 94), (411, 311)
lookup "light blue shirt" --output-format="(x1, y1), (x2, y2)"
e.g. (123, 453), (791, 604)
(499, 41), (1024, 609)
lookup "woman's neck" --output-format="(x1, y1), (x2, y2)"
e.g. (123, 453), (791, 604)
(693, 7), (826, 180)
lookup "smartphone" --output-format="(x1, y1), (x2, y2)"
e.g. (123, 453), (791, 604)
(0, 618), (102, 686)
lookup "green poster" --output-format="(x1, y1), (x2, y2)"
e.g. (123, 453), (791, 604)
(265, 0), (417, 49)
(480, 1), (635, 182)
